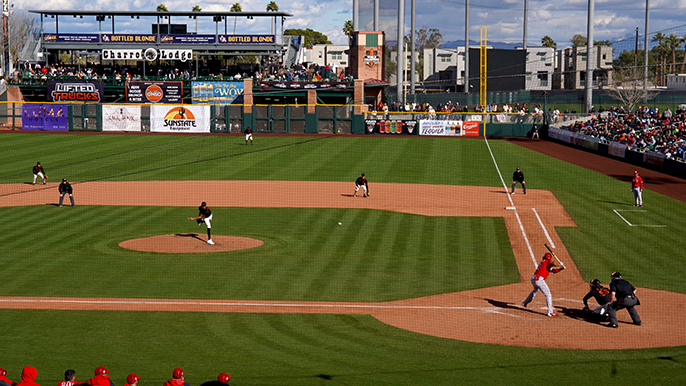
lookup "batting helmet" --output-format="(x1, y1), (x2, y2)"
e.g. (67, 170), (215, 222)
(218, 373), (231, 383)
(0, 368), (6, 376)
(95, 367), (108, 376)
(127, 374), (140, 385)
(173, 368), (184, 379)
(543, 253), (552, 260)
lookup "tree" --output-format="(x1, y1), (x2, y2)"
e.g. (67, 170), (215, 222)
(652, 32), (666, 86)
(570, 34), (587, 47)
(156, 4), (168, 11)
(283, 28), (332, 48)
(191, 5), (201, 34)
(3, 10), (39, 70)
(403, 26), (442, 51)
(666, 33), (681, 74)
(266, 1), (278, 35)
(541, 36), (557, 50)
(681, 34), (686, 74)
(594, 39), (612, 46)
(230, 3), (242, 34)
(343, 20), (353, 37)
(605, 66), (658, 112)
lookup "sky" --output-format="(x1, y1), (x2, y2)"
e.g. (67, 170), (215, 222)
(14, 0), (686, 49)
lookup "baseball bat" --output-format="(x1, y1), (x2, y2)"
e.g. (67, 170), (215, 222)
(544, 243), (563, 264)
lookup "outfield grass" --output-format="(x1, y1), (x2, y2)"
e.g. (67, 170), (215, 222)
(1, 132), (685, 385)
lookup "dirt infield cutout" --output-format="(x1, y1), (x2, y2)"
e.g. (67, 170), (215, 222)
(1, 180), (684, 350)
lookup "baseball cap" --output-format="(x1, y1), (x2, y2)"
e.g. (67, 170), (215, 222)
(95, 366), (108, 376)
(516, 166), (520, 170)
(611, 271), (622, 278)
(634, 170), (638, 174)
(218, 373), (231, 383)
(173, 368), (184, 378)
(127, 374), (140, 384)
(0, 368), (6, 376)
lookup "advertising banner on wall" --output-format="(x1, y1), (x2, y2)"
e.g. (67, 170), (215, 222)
(150, 105), (210, 133)
(47, 80), (104, 103)
(364, 119), (417, 135)
(102, 105), (142, 132)
(22, 104), (69, 131)
(191, 81), (244, 104)
(126, 81), (183, 103)
(418, 120), (463, 136)
(258, 82), (349, 91)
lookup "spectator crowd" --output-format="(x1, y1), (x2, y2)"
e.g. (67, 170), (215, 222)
(561, 105), (686, 160)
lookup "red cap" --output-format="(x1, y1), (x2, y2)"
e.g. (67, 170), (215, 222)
(173, 368), (184, 379)
(634, 170), (638, 174)
(0, 368), (6, 376)
(218, 373), (230, 383)
(127, 374), (140, 384)
(95, 366), (108, 376)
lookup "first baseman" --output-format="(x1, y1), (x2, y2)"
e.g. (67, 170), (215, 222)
(521, 252), (565, 316)
(353, 173), (369, 197)
(511, 166), (525, 194)
(189, 201), (214, 245)
(32, 162), (47, 185)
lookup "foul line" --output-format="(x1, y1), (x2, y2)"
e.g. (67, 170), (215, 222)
(532, 208), (555, 247)
(613, 209), (667, 227)
(484, 137), (536, 266)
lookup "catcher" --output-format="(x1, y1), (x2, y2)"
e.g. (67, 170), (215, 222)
(582, 279), (612, 321)
(353, 173), (369, 197)
(189, 201), (214, 245)
(32, 162), (48, 185)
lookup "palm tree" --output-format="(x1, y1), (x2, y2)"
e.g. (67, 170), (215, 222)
(541, 35), (557, 50)
(191, 6), (201, 34)
(230, 3), (242, 34)
(681, 35), (686, 74)
(266, 1), (279, 35)
(666, 33), (682, 74)
(652, 32), (666, 86)
(156, 4), (168, 11)
(342, 20), (353, 37)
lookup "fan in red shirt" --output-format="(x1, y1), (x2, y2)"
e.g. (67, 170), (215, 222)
(86, 367), (114, 386)
(521, 253), (566, 316)
(163, 369), (191, 386)
(15, 367), (40, 386)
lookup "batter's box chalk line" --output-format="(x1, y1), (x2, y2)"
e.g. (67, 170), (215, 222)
(612, 209), (667, 228)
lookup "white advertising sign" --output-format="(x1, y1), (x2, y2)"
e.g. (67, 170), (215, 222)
(102, 105), (141, 131)
(419, 120), (463, 136)
(102, 49), (144, 60)
(150, 105), (210, 133)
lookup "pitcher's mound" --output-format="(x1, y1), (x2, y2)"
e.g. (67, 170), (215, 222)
(119, 234), (264, 253)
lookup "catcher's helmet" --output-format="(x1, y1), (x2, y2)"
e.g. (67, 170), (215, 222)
(591, 279), (602, 288)
(218, 373), (231, 383)
(95, 366), (108, 376)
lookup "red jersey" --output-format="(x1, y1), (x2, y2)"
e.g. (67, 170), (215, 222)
(533, 259), (562, 280)
(86, 375), (111, 386)
(1, 375), (16, 386)
(632, 175), (643, 190)
(59, 382), (83, 386)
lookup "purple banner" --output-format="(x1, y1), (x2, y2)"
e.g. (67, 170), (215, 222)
(258, 81), (349, 91)
(102, 34), (157, 43)
(44, 33), (100, 43)
(161, 34), (216, 44)
(22, 104), (69, 131)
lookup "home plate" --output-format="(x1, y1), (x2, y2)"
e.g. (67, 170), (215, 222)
(506, 207), (515, 210)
